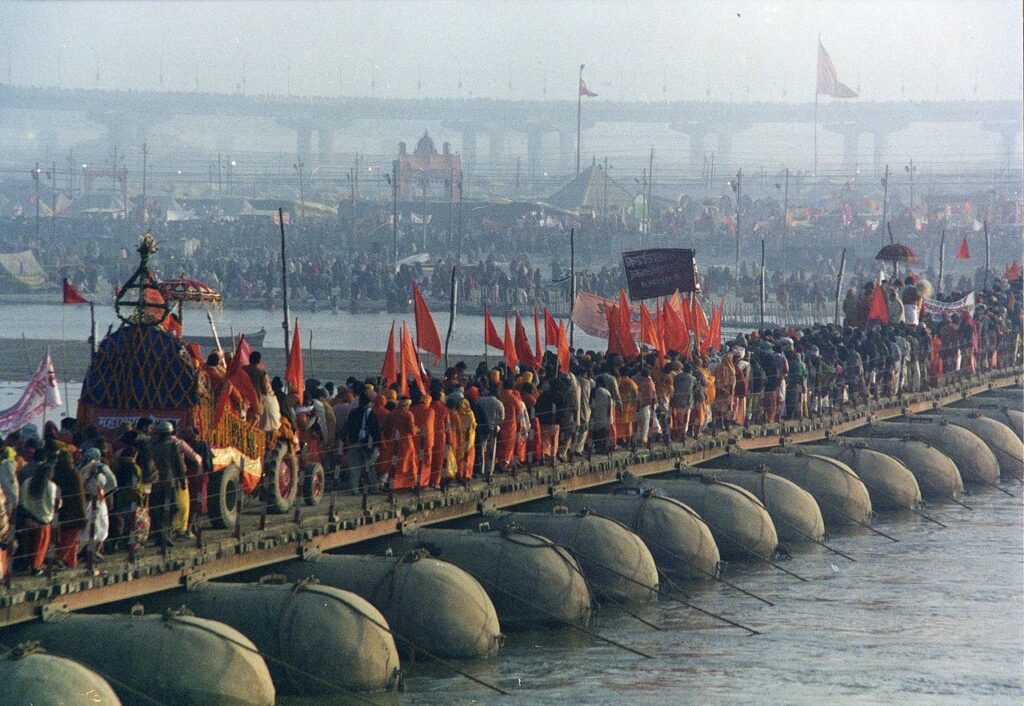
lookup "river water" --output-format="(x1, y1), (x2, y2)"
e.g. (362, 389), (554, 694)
(0, 302), (609, 355)
(280, 487), (1023, 706)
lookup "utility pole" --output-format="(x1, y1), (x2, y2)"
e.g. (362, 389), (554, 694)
(447, 167), (454, 254)
(293, 159), (306, 222)
(782, 167), (789, 247)
(51, 160), (57, 238)
(141, 143), (148, 224)
(514, 156), (521, 199)
(350, 154), (359, 246)
(421, 174), (428, 252)
(647, 147), (654, 236)
(732, 169), (742, 276)
(602, 156), (609, 229)
(880, 163), (889, 248)
(905, 158), (914, 213)
(391, 159), (399, 272)
(33, 163), (40, 240)
(278, 208), (290, 357)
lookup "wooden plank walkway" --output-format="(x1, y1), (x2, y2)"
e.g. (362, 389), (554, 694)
(1, 370), (1019, 628)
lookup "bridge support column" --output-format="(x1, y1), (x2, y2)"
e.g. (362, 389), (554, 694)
(715, 130), (734, 171)
(872, 130), (889, 176)
(460, 127), (477, 172)
(527, 129), (543, 184)
(487, 128), (505, 163)
(90, 113), (164, 154)
(295, 125), (312, 163)
(317, 128), (335, 164)
(558, 130), (574, 174)
(982, 122), (1021, 171)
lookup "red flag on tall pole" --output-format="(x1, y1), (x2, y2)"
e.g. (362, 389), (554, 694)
(400, 321), (425, 395)
(483, 305), (503, 350)
(817, 41), (858, 98)
(514, 312), (534, 368)
(503, 316), (518, 369)
(543, 308), (559, 346)
(579, 78), (598, 97)
(381, 321), (398, 387)
(956, 236), (971, 260)
(706, 301), (723, 354)
(285, 319), (304, 402)
(617, 289), (640, 360)
(639, 302), (662, 356)
(662, 298), (690, 357)
(412, 282), (442, 364)
(62, 278), (90, 304)
(533, 307), (543, 363)
(604, 304), (623, 357)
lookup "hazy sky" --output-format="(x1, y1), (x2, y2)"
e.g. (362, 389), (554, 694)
(3, 0), (1022, 102)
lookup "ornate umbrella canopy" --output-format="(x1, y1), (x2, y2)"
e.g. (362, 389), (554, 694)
(875, 243), (918, 263)
(158, 277), (223, 307)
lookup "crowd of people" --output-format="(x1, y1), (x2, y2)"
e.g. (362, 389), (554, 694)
(1, 266), (1019, 578)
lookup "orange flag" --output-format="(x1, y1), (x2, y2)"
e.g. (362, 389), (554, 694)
(639, 302), (662, 357)
(503, 316), (518, 369)
(412, 282), (442, 364)
(704, 301), (723, 354)
(483, 305), (503, 350)
(691, 297), (710, 352)
(514, 312), (534, 367)
(956, 236), (971, 260)
(533, 307), (543, 363)
(380, 321), (398, 387)
(867, 284), (889, 324)
(543, 308), (559, 346)
(285, 320), (304, 402)
(557, 320), (571, 374)
(604, 303), (623, 357)
(656, 302), (668, 360)
(1005, 260), (1021, 281)
(617, 291), (641, 361)
(662, 298), (690, 357)
(400, 321), (425, 395)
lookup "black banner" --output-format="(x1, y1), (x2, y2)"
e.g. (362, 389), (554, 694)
(621, 248), (700, 300)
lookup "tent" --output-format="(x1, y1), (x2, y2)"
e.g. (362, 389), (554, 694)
(546, 164), (636, 215)
(0, 250), (46, 290)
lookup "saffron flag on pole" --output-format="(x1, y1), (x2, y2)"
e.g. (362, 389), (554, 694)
(707, 301), (723, 353)
(1004, 260), (1021, 281)
(533, 307), (543, 364)
(557, 320), (571, 374)
(214, 334), (259, 426)
(381, 321), (398, 387)
(503, 316), (518, 369)
(285, 320), (304, 402)
(400, 321), (425, 396)
(412, 282), (442, 364)
(514, 312), (535, 368)
(543, 308), (559, 346)
(483, 305), (503, 350)
(0, 352), (63, 436)
(62, 278), (90, 304)
(956, 236), (971, 260)
(579, 78), (598, 97)
(639, 302), (663, 359)
(817, 40), (858, 98)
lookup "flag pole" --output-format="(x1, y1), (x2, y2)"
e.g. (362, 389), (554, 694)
(569, 227), (576, 348)
(814, 35), (819, 184)
(278, 207), (291, 358)
(834, 247), (847, 325)
(88, 301), (96, 354)
(444, 265), (458, 369)
(938, 228), (946, 295)
(576, 64), (584, 176)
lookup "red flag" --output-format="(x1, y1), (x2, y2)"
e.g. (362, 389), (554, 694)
(412, 282), (442, 364)
(705, 301), (723, 354)
(62, 278), (90, 304)
(285, 320), (304, 402)
(214, 333), (260, 426)
(692, 297), (710, 352)
(617, 290), (640, 360)
(662, 299), (690, 356)
(656, 302), (668, 360)
(867, 285), (889, 324)
(514, 312), (534, 368)
(1004, 260), (1021, 281)
(400, 321), (425, 396)
(503, 316), (518, 369)
(639, 302), (662, 354)
(234, 335), (253, 368)
(817, 41), (858, 98)
(604, 303), (622, 357)
(381, 321), (398, 387)
(956, 236), (971, 260)
(483, 305), (503, 350)
(557, 320), (571, 374)
(533, 307), (542, 364)
(543, 308), (559, 346)
(579, 78), (598, 97)
(161, 312), (183, 340)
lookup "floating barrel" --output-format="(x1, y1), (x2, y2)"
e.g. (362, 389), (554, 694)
(273, 552), (502, 659)
(622, 471), (778, 561)
(143, 580), (400, 695)
(857, 419), (1000, 485)
(8, 611), (275, 706)
(385, 527), (592, 629)
(540, 491), (721, 581)
(948, 404), (1024, 440)
(485, 509), (659, 603)
(0, 642), (122, 706)
(703, 449), (872, 529)
(676, 466), (825, 545)
(920, 409), (1024, 480)
(842, 436), (964, 501)
(797, 442), (922, 511)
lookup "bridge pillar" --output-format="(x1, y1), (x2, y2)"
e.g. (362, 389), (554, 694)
(824, 124), (862, 175)
(317, 128), (335, 163)
(558, 130), (574, 174)
(460, 127), (477, 172)
(90, 113), (164, 154)
(487, 128), (505, 163)
(527, 128), (544, 183)
(295, 125), (312, 163)
(982, 122), (1021, 171)
(669, 122), (710, 172)
(872, 130), (889, 176)
(715, 130), (734, 171)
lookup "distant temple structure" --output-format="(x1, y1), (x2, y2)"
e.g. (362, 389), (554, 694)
(397, 131), (462, 202)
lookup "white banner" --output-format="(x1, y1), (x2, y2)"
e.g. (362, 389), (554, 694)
(0, 352), (63, 436)
(923, 292), (975, 316)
